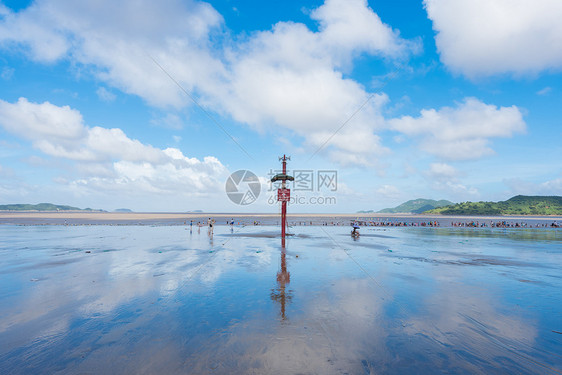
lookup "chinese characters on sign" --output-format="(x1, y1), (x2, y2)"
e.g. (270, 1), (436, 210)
(277, 188), (290, 202)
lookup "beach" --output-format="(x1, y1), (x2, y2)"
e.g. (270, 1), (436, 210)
(0, 221), (561, 374)
(1, 211), (561, 226)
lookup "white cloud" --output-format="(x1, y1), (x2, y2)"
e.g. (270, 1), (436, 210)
(376, 184), (400, 199)
(311, 0), (419, 65)
(0, 97), (162, 162)
(388, 98), (526, 160)
(96, 87), (116, 102)
(437, 181), (478, 197)
(151, 113), (185, 130)
(1, 66), (14, 80)
(0, 0), (419, 166)
(424, 0), (562, 77)
(423, 163), (478, 199)
(0, 0), (226, 107)
(504, 177), (562, 196)
(0, 2), (70, 62)
(427, 163), (458, 180)
(0, 97), (87, 142)
(216, 0), (417, 165)
(537, 86), (552, 96)
(0, 98), (228, 197)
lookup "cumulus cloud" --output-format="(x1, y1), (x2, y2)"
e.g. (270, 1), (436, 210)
(0, 0), (419, 166)
(214, 0), (417, 165)
(504, 176), (562, 196)
(424, 0), (562, 77)
(388, 98), (526, 160)
(0, 0), (225, 107)
(0, 2), (70, 62)
(0, 98), (227, 196)
(311, 0), (418, 65)
(0, 97), (87, 142)
(424, 162), (478, 198)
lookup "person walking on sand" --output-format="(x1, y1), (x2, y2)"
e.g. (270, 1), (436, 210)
(208, 218), (215, 236)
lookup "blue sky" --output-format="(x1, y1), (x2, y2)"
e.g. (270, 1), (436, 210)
(0, 0), (561, 213)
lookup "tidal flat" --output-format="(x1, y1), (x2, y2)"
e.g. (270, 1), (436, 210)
(0, 224), (561, 374)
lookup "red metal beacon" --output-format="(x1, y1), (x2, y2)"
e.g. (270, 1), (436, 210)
(270, 155), (294, 247)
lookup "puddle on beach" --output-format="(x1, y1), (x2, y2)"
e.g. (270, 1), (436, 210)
(0, 224), (561, 374)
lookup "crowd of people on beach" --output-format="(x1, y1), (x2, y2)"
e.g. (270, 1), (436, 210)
(281, 219), (561, 229)
(451, 220), (560, 228)
(287, 220), (441, 227)
(28, 217), (561, 229)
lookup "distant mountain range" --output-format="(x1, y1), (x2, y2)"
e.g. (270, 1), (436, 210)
(4, 196), (561, 215)
(358, 198), (454, 214)
(425, 195), (562, 215)
(0, 203), (103, 212)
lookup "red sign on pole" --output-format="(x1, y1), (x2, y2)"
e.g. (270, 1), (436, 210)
(278, 188), (290, 202)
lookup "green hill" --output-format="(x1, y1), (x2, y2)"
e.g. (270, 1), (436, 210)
(425, 195), (562, 215)
(377, 198), (454, 214)
(0, 203), (101, 211)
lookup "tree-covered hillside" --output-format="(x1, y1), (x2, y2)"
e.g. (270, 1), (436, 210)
(425, 195), (562, 215)
(378, 198), (454, 214)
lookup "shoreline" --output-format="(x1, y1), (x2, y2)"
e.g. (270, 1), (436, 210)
(0, 211), (561, 225)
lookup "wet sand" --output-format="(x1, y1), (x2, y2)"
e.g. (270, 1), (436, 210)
(1, 211), (561, 226)
(0, 224), (561, 374)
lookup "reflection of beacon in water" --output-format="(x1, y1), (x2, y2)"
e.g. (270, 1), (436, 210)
(271, 248), (292, 320)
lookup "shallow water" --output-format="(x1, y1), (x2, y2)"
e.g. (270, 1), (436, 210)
(0, 225), (561, 374)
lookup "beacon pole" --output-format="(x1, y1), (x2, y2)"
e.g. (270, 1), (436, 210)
(270, 155), (294, 247)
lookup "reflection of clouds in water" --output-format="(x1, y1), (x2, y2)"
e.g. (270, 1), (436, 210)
(2, 225), (560, 374)
(403, 283), (540, 372)
(79, 278), (158, 315)
(0, 256), (106, 334)
(0, 227), (279, 345)
(328, 247), (348, 262)
(198, 242), (275, 285)
(182, 278), (390, 374)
